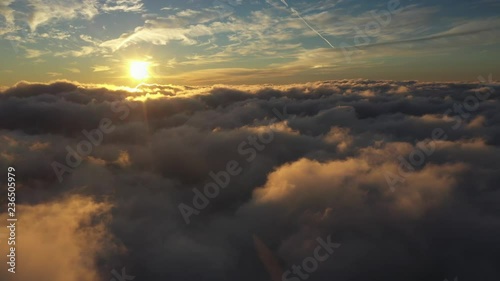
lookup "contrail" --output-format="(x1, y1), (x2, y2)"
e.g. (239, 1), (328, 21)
(290, 7), (335, 49)
(276, 0), (335, 49)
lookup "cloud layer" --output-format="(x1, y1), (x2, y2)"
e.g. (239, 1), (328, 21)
(1, 79), (500, 281)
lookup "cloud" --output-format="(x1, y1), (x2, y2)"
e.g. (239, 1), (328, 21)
(101, 0), (144, 13)
(0, 79), (499, 280)
(100, 26), (199, 51)
(27, 0), (100, 31)
(0, 0), (14, 25)
(92, 65), (112, 72)
(46, 71), (63, 77)
(25, 0), (145, 31)
(98, 8), (297, 52)
(353, 23), (500, 49)
(66, 67), (81, 73)
(0, 195), (117, 281)
(24, 48), (45, 58)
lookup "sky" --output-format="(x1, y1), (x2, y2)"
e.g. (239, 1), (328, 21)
(0, 0), (499, 86)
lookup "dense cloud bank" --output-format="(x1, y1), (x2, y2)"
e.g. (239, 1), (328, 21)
(1, 79), (499, 281)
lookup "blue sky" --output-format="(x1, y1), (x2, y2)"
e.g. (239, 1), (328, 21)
(0, 0), (499, 86)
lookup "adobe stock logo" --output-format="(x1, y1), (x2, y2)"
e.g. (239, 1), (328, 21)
(51, 100), (137, 183)
(282, 235), (341, 281)
(110, 267), (135, 281)
(178, 107), (290, 224)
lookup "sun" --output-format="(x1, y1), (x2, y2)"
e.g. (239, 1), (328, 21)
(130, 61), (150, 80)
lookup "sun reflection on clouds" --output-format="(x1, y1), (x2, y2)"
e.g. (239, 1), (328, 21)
(126, 92), (165, 102)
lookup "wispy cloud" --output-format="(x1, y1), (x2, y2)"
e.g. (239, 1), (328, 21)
(92, 65), (111, 72)
(0, 0), (14, 25)
(65, 68), (81, 73)
(350, 18), (500, 49)
(101, 0), (144, 13)
(273, 0), (336, 48)
(290, 7), (335, 48)
(27, 0), (100, 31)
(46, 72), (62, 77)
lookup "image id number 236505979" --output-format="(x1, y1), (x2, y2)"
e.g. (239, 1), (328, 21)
(6, 167), (16, 274)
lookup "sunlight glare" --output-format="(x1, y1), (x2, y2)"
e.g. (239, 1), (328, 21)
(130, 61), (150, 80)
